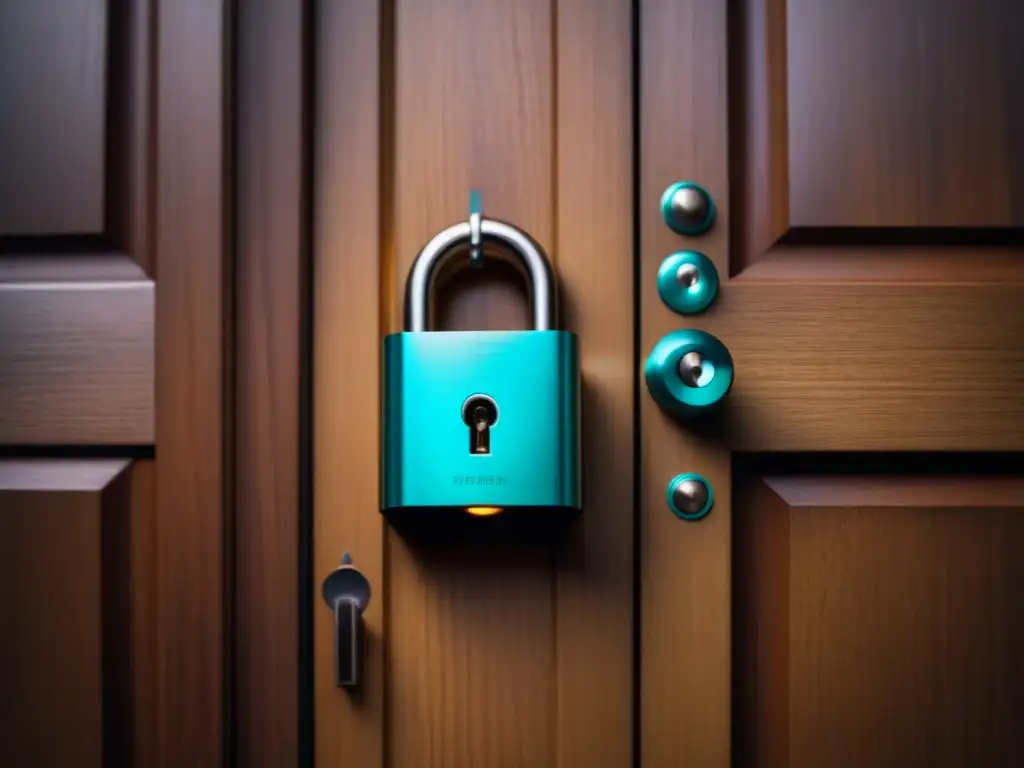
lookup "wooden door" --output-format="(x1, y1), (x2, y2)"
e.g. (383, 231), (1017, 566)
(0, 2), (229, 766)
(639, 0), (1024, 766)
(233, 1), (1023, 767)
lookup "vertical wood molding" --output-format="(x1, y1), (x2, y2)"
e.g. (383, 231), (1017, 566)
(313, 1), (387, 766)
(554, 1), (635, 766)
(639, 0), (732, 766)
(235, 1), (304, 766)
(154, 1), (230, 764)
(127, 460), (160, 768)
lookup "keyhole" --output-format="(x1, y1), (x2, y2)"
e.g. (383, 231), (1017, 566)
(462, 395), (498, 454)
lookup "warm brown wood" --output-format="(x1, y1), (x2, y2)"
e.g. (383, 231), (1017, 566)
(153, 1), (229, 764)
(733, 0), (1024, 269)
(553, 1), (634, 766)
(0, 460), (161, 767)
(736, 476), (1024, 768)
(0, 0), (156, 447)
(736, 249), (1024, 282)
(235, 0), (304, 765)
(313, 1), (635, 765)
(107, 0), (154, 276)
(0, 255), (154, 445)
(734, 477), (792, 768)
(128, 460), (159, 768)
(785, 0), (1024, 229)
(733, 0), (790, 259)
(0, 0), (106, 235)
(388, 1), (554, 766)
(0, 254), (150, 282)
(643, 0), (1024, 763)
(0, 462), (116, 766)
(639, 0), (733, 766)
(313, 1), (387, 766)
(0, 0), (226, 764)
(704, 279), (1024, 451)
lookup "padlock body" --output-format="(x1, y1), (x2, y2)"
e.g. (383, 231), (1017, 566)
(382, 330), (581, 515)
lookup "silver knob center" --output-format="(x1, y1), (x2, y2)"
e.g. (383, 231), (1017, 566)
(673, 479), (709, 516)
(670, 187), (708, 226)
(676, 263), (700, 287)
(678, 351), (706, 387)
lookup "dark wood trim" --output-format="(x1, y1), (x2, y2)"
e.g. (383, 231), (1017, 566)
(0, 256), (154, 446)
(234, 1), (306, 765)
(153, 1), (231, 764)
(106, 0), (153, 275)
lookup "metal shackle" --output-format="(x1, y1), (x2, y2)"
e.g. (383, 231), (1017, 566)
(404, 217), (557, 332)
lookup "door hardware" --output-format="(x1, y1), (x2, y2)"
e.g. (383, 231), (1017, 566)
(321, 553), (371, 689)
(656, 250), (720, 315)
(645, 329), (734, 417)
(660, 181), (716, 236)
(381, 193), (582, 529)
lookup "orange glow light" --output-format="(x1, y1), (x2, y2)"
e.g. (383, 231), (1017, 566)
(466, 506), (503, 517)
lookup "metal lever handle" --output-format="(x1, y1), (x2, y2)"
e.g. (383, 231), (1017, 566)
(321, 553), (371, 689)
(332, 597), (361, 687)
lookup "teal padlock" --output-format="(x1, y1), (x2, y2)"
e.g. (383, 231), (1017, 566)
(382, 216), (582, 526)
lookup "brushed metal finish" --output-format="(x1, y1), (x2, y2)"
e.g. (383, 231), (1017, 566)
(405, 218), (557, 332)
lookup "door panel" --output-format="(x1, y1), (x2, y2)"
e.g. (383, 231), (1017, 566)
(738, 0), (1024, 254)
(783, 0), (1022, 230)
(0, 460), (155, 767)
(0, 0), (107, 235)
(0, 0), (154, 446)
(641, 1), (1024, 767)
(311, 1), (633, 766)
(735, 476), (1024, 767)
(0, 1), (229, 765)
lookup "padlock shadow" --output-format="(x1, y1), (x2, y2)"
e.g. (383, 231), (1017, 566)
(385, 507), (579, 557)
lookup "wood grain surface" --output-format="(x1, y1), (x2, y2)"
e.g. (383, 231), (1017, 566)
(735, 476), (1024, 768)
(639, 0), (733, 765)
(0, 0), (106, 235)
(0, 258), (154, 445)
(153, 2), (229, 764)
(235, 0), (305, 765)
(0, 460), (156, 767)
(313, 1), (634, 765)
(640, 1), (1024, 766)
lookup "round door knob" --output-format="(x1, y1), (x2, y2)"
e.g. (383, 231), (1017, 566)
(666, 473), (715, 520)
(660, 181), (716, 236)
(644, 329), (734, 417)
(656, 250), (719, 315)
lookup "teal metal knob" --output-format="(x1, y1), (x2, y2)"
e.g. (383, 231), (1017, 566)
(644, 329), (734, 417)
(666, 473), (714, 521)
(656, 251), (719, 315)
(660, 182), (716, 236)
